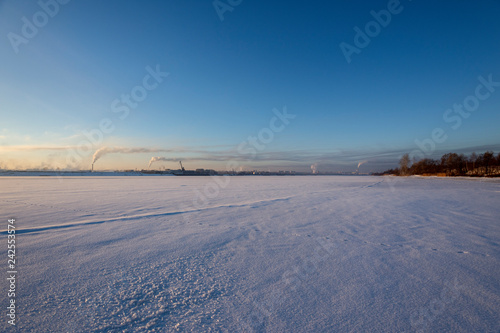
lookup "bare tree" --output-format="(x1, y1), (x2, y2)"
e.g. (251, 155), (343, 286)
(482, 151), (494, 175)
(399, 154), (410, 176)
(382, 151), (498, 177)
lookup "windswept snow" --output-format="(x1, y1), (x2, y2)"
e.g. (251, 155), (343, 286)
(1, 176), (499, 332)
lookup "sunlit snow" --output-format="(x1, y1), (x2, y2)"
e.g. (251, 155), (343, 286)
(1, 176), (499, 332)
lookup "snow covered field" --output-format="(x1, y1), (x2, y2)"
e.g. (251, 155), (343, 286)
(1, 176), (499, 332)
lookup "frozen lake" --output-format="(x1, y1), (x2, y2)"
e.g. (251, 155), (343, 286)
(1, 176), (499, 332)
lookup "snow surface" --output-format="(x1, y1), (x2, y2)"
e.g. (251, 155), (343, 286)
(1, 176), (499, 332)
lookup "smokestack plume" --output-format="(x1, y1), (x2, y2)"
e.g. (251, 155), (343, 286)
(311, 164), (318, 174)
(91, 147), (177, 166)
(357, 160), (368, 169)
(148, 156), (178, 168)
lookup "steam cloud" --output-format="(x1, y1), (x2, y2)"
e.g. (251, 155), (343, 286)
(311, 164), (318, 174)
(92, 147), (176, 166)
(148, 156), (179, 168)
(357, 160), (368, 169)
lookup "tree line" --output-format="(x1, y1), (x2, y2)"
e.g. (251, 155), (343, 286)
(380, 151), (500, 177)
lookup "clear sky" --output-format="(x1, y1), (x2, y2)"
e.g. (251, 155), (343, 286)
(1, 0), (499, 172)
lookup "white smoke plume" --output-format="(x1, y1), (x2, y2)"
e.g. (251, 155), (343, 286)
(92, 147), (176, 166)
(148, 156), (179, 168)
(357, 160), (368, 169)
(311, 163), (318, 174)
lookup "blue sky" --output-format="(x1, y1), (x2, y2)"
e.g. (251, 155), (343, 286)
(1, 0), (499, 172)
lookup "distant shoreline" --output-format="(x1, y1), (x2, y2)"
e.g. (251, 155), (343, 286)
(0, 171), (371, 177)
(382, 174), (500, 179)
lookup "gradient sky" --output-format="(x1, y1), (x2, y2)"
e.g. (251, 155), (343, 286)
(1, 0), (499, 172)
